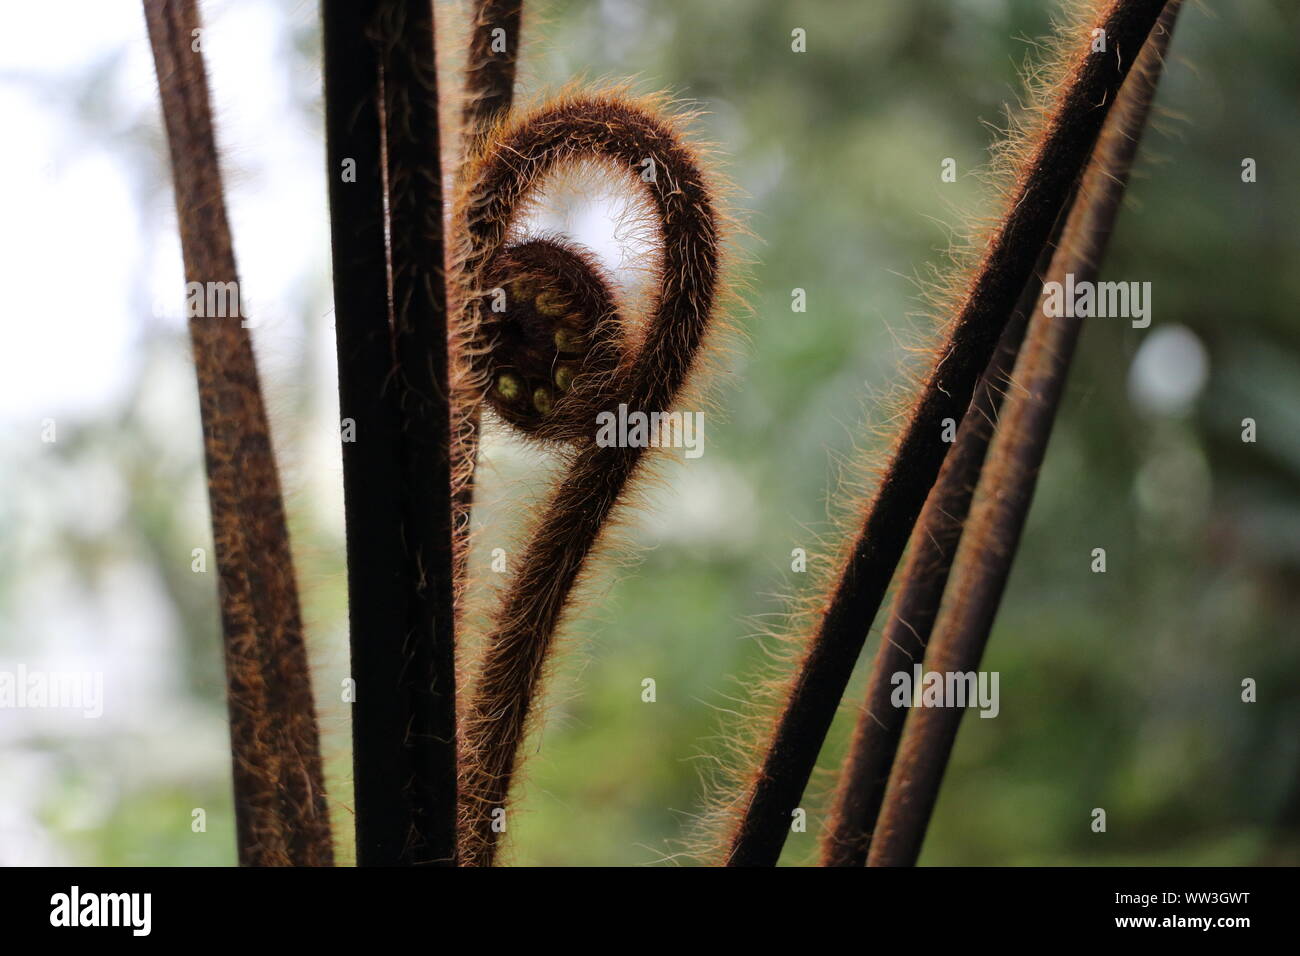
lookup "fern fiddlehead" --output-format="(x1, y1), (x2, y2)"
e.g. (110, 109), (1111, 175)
(452, 92), (726, 866)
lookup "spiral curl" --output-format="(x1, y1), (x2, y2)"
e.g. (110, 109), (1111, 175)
(450, 89), (726, 866)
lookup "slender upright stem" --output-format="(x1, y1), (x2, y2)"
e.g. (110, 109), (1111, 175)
(322, 0), (457, 866)
(145, 0), (333, 866)
(867, 1), (1182, 867)
(727, 0), (1170, 867)
(384, 0), (460, 867)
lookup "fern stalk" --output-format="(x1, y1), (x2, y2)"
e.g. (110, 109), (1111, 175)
(820, 217), (1067, 866)
(867, 0), (1182, 868)
(451, 0), (524, 596)
(461, 0), (523, 156)
(727, 0), (1170, 867)
(145, 0), (333, 866)
(322, 0), (457, 866)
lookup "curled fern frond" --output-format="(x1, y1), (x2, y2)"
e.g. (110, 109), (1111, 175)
(452, 90), (728, 866)
(476, 236), (624, 441)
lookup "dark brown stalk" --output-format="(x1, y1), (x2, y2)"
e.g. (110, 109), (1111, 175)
(144, 0), (332, 866)
(451, 0), (525, 596)
(321, 0), (400, 866)
(453, 94), (722, 866)
(380, 0), (460, 866)
(322, 0), (457, 866)
(727, 0), (1169, 867)
(867, 1), (1182, 868)
(820, 213), (1068, 866)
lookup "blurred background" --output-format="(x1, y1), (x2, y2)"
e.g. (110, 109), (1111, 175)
(1, 0), (1296, 866)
